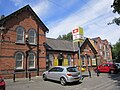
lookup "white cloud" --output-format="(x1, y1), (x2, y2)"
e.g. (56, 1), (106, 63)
(32, 0), (50, 18)
(47, 0), (120, 44)
(10, 0), (23, 6)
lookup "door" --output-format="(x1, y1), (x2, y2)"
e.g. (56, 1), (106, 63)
(58, 60), (63, 66)
(99, 64), (109, 72)
(58, 53), (64, 66)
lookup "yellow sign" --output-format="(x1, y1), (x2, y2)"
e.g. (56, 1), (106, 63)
(54, 59), (58, 66)
(63, 59), (68, 66)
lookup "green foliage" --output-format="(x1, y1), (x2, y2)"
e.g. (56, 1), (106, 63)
(109, 0), (120, 25)
(112, 38), (120, 62)
(57, 32), (73, 41)
(112, 0), (120, 14)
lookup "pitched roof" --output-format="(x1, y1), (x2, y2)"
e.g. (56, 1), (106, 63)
(46, 38), (78, 52)
(0, 5), (49, 32)
(80, 38), (97, 54)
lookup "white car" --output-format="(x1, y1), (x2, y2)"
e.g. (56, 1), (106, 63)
(115, 63), (120, 70)
(42, 66), (81, 85)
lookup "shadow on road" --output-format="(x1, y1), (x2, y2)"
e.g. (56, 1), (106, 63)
(45, 79), (82, 86)
(107, 72), (120, 87)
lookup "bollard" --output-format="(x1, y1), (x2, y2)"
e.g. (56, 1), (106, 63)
(29, 72), (31, 81)
(96, 70), (100, 77)
(88, 68), (91, 78)
(13, 72), (15, 82)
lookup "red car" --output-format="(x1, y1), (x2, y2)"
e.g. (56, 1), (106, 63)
(0, 76), (5, 90)
(95, 62), (119, 74)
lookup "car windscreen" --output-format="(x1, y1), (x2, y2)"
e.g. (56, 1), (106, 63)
(67, 67), (78, 72)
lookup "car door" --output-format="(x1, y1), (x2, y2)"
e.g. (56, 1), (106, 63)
(99, 64), (108, 72)
(103, 64), (110, 72)
(47, 67), (57, 80)
(54, 67), (64, 81)
(98, 64), (104, 72)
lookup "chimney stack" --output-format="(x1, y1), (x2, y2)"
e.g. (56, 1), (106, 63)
(0, 15), (5, 20)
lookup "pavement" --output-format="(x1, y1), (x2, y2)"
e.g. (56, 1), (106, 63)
(4, 71), (120, 90)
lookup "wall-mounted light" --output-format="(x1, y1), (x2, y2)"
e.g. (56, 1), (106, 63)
(41, 50), (45, 54)
(25, 34), (28, 39)
(25, 34), (29, 44)
(0, 30), (3, 36)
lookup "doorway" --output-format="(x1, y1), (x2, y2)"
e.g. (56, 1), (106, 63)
(58, 53), (64, 66)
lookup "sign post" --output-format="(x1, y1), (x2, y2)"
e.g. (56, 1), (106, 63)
(72, 26), (84, 80)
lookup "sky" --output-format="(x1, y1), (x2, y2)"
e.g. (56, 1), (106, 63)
(0, 0), (120, 45)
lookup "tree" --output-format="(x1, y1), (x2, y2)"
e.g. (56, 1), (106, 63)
(57, 32), (73, 41)
(108, 0), (120, 25)
(112, 38), (120, 62)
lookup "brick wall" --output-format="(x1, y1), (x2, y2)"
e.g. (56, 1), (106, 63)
(0, 9), (46, 78)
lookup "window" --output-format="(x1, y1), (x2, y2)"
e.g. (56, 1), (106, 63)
(87, 56), (91, 66)
(67, 67), (78, 72)
(29, 52), (35, 68)
(57, 67), (64, 72)
(49, 54), (54, 67)
(99, 44), (102, 50)
(81, 56), (85, 66)
(28, 29), (36, 44)
(94, 40), (97, 45)
(15, 52), (24, 69)
(49, 67), (57, 72)
(16, 26), (25, 43)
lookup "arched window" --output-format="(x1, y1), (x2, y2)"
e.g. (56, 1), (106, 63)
(16, 26), (25, 43)
(15, 52), (24, 69)
(49, 54), (54, 67)
(28, 29), (36, 44)
(28, 52), (35, 68)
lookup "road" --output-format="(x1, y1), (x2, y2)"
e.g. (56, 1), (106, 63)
(5, 72), (120, 90)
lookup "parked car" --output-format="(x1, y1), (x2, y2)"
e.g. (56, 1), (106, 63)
(42, 66), (81, 85)
(94, 62), (119, 74)
(0, 76), (5, 90)
(115, 63), (120, 71)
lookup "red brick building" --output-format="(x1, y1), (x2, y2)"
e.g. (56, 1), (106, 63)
(46, 37), (112, 71)
(46, 38), (78, 70)
(92, 37), (112, 65)
(46, 38), (98, 71)
(0, 5), (49, 78)
(0, 5), (112, 79)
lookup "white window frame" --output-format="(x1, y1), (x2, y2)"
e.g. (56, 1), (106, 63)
(87, 57), (91, 66)
(81, 56), (85, 66)
(15, 52), (24, 69)
(28, 52), (35, 69)
(28, 29), (36, 45)
(16, 26), (25, 43)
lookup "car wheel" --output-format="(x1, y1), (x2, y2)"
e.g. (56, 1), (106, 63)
(110, 70), (114, 74)
(60, 77), (66, 86)
(43, 74), (47, 81)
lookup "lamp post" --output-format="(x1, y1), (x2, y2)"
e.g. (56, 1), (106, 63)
(78, 42), (82, 80)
